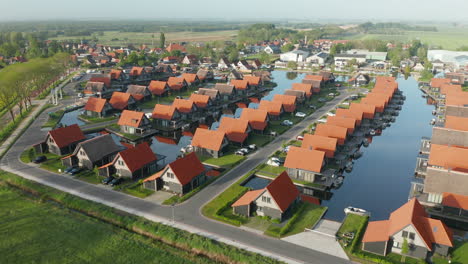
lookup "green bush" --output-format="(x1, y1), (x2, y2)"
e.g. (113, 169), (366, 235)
(279, 203), (306, 236)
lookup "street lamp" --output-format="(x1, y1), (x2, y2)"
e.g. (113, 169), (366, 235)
(171, 203), (175, 223)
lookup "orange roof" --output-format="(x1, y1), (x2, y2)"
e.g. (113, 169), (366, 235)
(442, 192), (468, 210)
(304, 75), (323, 82)
(90, 76), (111, 88)
(117, 110), (145, 128)
(166, 43), (186, 53)
(445, 92), (468, 107)
(428, 144), (468, 172)
(266, 171), (300, 212)
(168, 153), (205, 185)
(129, 66), (144, 76)
(301, 134), (337, 153)
(350, 103), (376, 118)
(152, 104), (177, 120)
(218, 117), (250, 143)
(144, 169), (164, 182)
(362, 220), (390, 243)
(236, 102), (247, 108)
(148, 80), (169, 95)
(361, 97), (386, 112)
(48, 124), (85, 148)
(315, 124), (348, 141)
(440, 84), (462, 95)
(117, 142), (156, 172)
(240, 108), (269, 131)
(232, 189), (265, 207)
(326, 116), (356, 134)
(431, 78), (451, 88)
(189, 94), (211, 108)
(181, 73), (199, 84)
(110, 69), (122, 79)
(172, 98), (195, 113)
(230, 79), (249, 90)
(335, 108), (363, 123)
(84, 97), (107, 113)
(109, 92), (133, 110)
(192, 128), (226, 151)
(273, 94), (297, 113)
(258, 100), (283, 116)
(243, 76), (261, 86)
(445, 115), (468, 131)
(167, 77), (186, 91)
(292, 83), (313, 97)
(363, 198), (453, 248)
(284, 146), (325, 173)
(366, 92), (391, 104)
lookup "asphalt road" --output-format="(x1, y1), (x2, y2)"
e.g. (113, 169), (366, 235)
(0, 86), (356, 264)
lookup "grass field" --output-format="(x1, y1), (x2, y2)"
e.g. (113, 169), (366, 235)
(50, 30), (238, 46)
(0, 183), (216, 264)
(348, 27), (468, 50)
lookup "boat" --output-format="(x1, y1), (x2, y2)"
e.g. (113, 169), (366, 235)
(353, 151), (363, 159)
(344, 206), (370, 216)
(345, 161), (354, 172)
(369, 129), (376, 136)
(430, 119), (436, 125)
(333, 176), (344, 188)
(432, 110), (437, 115)
(362, 139), (370, 147)
(180, 145), (193, 153)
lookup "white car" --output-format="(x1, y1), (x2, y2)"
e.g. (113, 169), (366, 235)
(318, 118), (327, 123)
(282, 146), (291, 153)
(295, 112), (306, 118)
(267, 159), (281, 167)
(327, 112), (336, 116)
(328, 93), (335, 97)
(296, 135), (304, 141)
(281, 120), (293, 126)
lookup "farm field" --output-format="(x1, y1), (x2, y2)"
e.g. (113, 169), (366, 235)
(347, 27), (468, 50)
(0, 183), (216, 264)
(49, 30), (238, 45)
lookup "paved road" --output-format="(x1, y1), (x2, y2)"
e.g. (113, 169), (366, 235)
(0, 87), (356, 264)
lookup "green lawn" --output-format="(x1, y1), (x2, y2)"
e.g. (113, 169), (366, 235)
(337, 214), (368, 238)
(433, 240), (468, 264)
(42, 109), (65, 128)
(245, 133), (273, 147)
(78, 114), (117, 124)
(139, 86), (202, 109)
(0, 183), (217, 264)
(39, 152), (66, 173)
(257, 164), (286, 175)
(265, 203), (327, 238)
(115, 180), (155, 198)
(200, 153), (246, 169)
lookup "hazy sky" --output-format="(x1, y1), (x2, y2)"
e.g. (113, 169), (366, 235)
(2, 0), (467, 22)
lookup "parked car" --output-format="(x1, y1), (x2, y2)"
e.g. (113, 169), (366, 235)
(282, 146), (291, 153)
(327, 112), (336, 116)
(102, 176), (114, 185)
(267, 159), (281, 167)
(281, 120), (293, 126)
(235, 150), (246, 156)
(295, 112), (306, 118)
(110, 177), (123, 186)
(64, 166), (75, 174)
(33, 156), (47, 164)
(247, 144), (257, 151)
(296, 135), (304, 141)
(309, 105), (317, 109)
(328, 93), (335, 97)
(239, 148), (250, 154)
(69, 167), (82, 175)
(335, 83), (342, 87)
(271, 157), (285, 164)
(318, 98), (327, 102)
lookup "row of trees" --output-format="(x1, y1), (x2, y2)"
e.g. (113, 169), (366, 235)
(0, 53), (73, 122)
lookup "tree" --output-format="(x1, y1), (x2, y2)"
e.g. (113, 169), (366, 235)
(286, 72), (298, 80)
(401, 238), (409, 263)
(404, 65), (411, 80)
(281, 43), (294, 53)
(287, 61), (298, 69)
(259, 51), (271, 64)
(159, 32), (165, 49)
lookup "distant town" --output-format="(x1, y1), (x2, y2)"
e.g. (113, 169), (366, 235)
(0, 21), (467, 264)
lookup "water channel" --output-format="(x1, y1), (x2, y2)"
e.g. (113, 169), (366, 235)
(322, 76), (435, 221)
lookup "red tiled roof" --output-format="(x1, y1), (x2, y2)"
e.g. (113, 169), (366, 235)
(117, 110), (146, 128)
(335, 108), (363, 124)
(231, 79), (249, 90)
(152, 104), (177, 120)
(361, 97), (386, 113)
(117, 142), (156, 172)
(192, 128), (226, 151)
(428, 144), (468, 172)
(445, 92), (468, 107)
(284, 146), (325, 173)
(236, 102), (247, 108)
(166, 43), (186, 53)
(129, 66), (144, 76)
(167, 77), (186, 91)
(445, 115), (468, 131)
(301, 134), (337, 158)
(148, 81), (169, 95)
(169, 153), (205, 185)
(181, 73), (199, 84)
(243, 76), (261, 86)
(304, 75), (323, 82)
(172, 98), (195, 113)
(110, 69), (121, 80)
(258, 100), (283, 116)
(189, 94), (211, 108)
(362, 220), (390, 243)
(273, 94), (297, 113)
(144, 169), (164, 182)
(232, 189), (265, 207)
(266, 171), (300, 212)
(239, 108), (269, 131)
(84, 97), (107, 113)
(431, 78), (451, 88)
(48, 124), (85, 148)
(218, 117), (250, 143)
(326, 116), (356, 134)
(90, 76), (111, 88)
(349, 103), (376, 119)
(314, 124), (347, 144)
(292, 83), (313, 97)
(109, 92), (133, 110)
(442, 192), (468, 210)
(440, 84), (462, 95)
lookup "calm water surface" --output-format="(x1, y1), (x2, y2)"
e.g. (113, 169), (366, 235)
(322, 77), (435, 221)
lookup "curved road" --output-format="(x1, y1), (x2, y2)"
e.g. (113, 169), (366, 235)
(0, 86), (357, 264)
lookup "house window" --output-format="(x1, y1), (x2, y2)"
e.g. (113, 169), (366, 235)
(257, 206), (263, 212)
(409, 232), (415, 240)
(79, 150), (85, 156)
(49, 138), (54, 143)
(402, 231), (408, 238)
(393, 241), (400, 248)
(167, 172), (174, 179)
(118, 160), (124, 166)
(262, 196), (271, 203)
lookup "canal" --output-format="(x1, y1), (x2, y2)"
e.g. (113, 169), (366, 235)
(322, 76), (435, 221)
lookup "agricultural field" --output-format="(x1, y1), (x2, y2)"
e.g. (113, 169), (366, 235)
(348, 26), (468, 50)
(0, 183), (216, 264)
(49, 30), (238, 46)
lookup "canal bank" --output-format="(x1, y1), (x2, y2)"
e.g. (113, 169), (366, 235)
(322, 76), (435, 221)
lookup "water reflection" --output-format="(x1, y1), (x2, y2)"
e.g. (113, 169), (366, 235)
(60, 109), (85, 126)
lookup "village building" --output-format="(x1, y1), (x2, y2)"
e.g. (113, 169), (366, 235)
(191, 128), (229, 158)
(34, 124), (86, 156)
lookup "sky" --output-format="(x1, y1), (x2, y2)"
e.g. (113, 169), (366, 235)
(1, 0), (468, 22)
